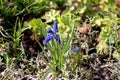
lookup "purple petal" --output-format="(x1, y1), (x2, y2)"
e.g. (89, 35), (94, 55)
(47, 29), (54, 34)
(43, 34), (54, 45)
(55, 66), (58, 71)
(55, 34), (61, 44)
(72, 47), (80, 53)
(53, 21), (58, 33)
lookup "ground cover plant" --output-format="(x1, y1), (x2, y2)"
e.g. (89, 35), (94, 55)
(0, 0), (120, 80)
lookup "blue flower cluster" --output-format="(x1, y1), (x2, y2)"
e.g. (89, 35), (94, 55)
(72, 46), (80, 53)
(43, 21), (61, 45)
(43, 21), (80, 52)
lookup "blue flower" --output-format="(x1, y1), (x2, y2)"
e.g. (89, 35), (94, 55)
(43, 33), (54, 45)
(55, 66), (58, 71)
(43, 21), (61, 45)
(47, 29), (54, 34)
(72, 46), (80, 53)
(54, 34), (61, 44)
(53, 21), (58, 33)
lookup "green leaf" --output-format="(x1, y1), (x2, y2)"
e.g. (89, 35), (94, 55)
(27, 18), (47, 36)
(96, 41), (109, 55)
(42, 9), (60, 23)
(41, 69), (52, 80)
(100, 27), (116, 43)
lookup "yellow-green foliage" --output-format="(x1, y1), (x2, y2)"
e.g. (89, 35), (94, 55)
(96, 41), (109, 55)
(100, 27), (116, 44)
(24, 18), (47, 36)
(113, 50), (120, 60)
